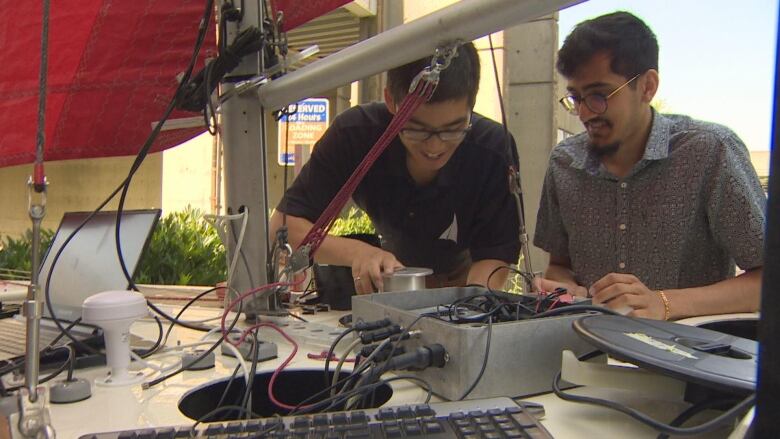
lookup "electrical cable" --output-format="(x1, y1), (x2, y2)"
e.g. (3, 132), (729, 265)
(240, 329), (260, 419)
(531, 304), (623, 319)
(459, 317), (492, 400)
(44, 0), (216, 356)
(143, 290), (243, 389)
(553, 369), (755, 436)
(487, 265), (535, 295)
(135, 315), (163, 358)
(323, 327), (356, 388)
(4, 348), (73, 393)
(153, 286), (227, 354)
(656, 398), (741, 439)
(330, 337), (362, 396)
(211, 363), (243, 422)
(290, 336), (402, 416)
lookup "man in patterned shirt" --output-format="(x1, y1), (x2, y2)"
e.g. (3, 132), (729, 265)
(533, 11), (766, 320)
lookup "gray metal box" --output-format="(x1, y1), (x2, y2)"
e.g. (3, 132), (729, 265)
(352, 287), (593, 400)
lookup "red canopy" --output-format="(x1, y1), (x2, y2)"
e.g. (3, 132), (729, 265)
(271, 0), (353, 32)
(0, 0), (355, 169)
(0, 1), (216, 168)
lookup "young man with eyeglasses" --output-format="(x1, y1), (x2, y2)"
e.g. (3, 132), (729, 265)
(271, 42), (521, 294)
(533, 11), (766, 320)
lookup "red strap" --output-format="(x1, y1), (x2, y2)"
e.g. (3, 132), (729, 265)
(297, 76), (437, 257)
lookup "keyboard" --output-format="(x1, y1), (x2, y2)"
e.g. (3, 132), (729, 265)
(79, 396), (553, 438)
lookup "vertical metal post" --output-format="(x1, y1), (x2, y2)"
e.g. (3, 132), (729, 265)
(24, 194), (46, 397)
(218, 0), (282, 317)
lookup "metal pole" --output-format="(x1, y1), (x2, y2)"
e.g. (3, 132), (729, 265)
(257, 0), (584, 108)
(16, 0), (56, 436)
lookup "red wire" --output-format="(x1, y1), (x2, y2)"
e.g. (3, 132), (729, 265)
(241, 321), (309, 410)
(219, 276), (305, 346)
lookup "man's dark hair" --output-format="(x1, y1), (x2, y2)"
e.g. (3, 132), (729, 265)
(557, 11), (658, 80)
(386, 41), (480, 107)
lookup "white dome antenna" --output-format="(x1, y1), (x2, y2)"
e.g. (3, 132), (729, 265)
(82, 291), (148, 386)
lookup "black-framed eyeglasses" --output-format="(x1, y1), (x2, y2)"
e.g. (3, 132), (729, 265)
(399, 119), (473, 142)
(559, 73), (642, 116)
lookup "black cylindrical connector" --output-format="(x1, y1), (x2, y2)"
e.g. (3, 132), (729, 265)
(359, 324), (402, 344)
(353, 318), (392, 331)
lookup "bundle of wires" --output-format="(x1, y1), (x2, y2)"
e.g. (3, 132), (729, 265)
(423, 288), (582, 325)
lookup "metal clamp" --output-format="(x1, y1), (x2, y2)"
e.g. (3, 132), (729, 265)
(16, 387), (55, 438)
(407, 41), (462, 95)
(288, 244), (312, 274)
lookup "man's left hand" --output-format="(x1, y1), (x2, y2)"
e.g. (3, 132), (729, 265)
(590, 273), (665, 319)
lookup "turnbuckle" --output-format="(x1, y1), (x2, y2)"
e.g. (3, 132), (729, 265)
(407, 41), (462, 95)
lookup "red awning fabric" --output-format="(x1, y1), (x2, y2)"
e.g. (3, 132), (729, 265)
(0, 1), (217, 169)
(271, 0), (353, 32)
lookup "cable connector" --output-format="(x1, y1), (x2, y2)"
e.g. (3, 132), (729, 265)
(353, 318), (392, 331)
(359, 325), (402, 344)
(379, 344), (447, 372)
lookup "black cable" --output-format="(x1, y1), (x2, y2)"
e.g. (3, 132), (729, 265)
(487, 265), (536, 294)
(143, 291), (244, 389)
(292, 343), (396, 415)
(212, 363), (243, 421)
(154, 286), (226, 355)
(114, 0), (215, 292)
(42, 318), (86, 350)
(44, 0), (216, 356)
(241, 329), (260, 419)
(286, 311), (308, 322)
(273, 104), (298, 228)
(136, 315), (164, 358)
(531, 304), (623, 319)
(4, 348), (72, 393)
(552, 369), (755, 435)
(325, 374), (434, 414)
(323, 327), (356, 388)
(657, 398), (741, 439)
(204, 60), (218, 135)
(459, 317), (492, 400)
(336, 315), (431, 409)
(0, 345), (72, 385)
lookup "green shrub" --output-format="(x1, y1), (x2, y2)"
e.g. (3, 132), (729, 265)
(0, 229), (55, 279)
(135, 207), (226, 286)
(329, 207), (375, 236)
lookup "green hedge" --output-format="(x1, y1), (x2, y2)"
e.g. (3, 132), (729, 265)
(0, 229), (55, 279)
(329, 207), (375, 236)
(0, 208), (227, 286)
(135, 207), (226, 286)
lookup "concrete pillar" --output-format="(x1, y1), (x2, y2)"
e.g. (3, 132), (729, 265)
(504, 14), (559, 273)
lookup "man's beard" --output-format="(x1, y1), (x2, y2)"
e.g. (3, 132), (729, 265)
(588, 141), (620, 157)
(584, 117), (620, 157)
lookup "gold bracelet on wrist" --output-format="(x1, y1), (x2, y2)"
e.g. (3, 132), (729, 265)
(657, 290), (671, 321)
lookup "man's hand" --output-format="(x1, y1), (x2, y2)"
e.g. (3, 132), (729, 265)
(533, 276), (588, 297)
(590, 273), (665, 319)
(350, 246), (404, 294)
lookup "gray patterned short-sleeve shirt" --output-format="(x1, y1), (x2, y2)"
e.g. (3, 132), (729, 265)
(534, 111), (766, 290)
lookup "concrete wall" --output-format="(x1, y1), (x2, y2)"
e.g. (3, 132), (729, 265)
(0, 154), (162, 238)
(161, 132), (217, 214)
(504, 15), (559, 273)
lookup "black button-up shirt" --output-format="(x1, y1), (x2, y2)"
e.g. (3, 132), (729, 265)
(278, 102), (521, 276)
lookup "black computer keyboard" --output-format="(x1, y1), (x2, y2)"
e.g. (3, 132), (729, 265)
(79, 396), (553, 438)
